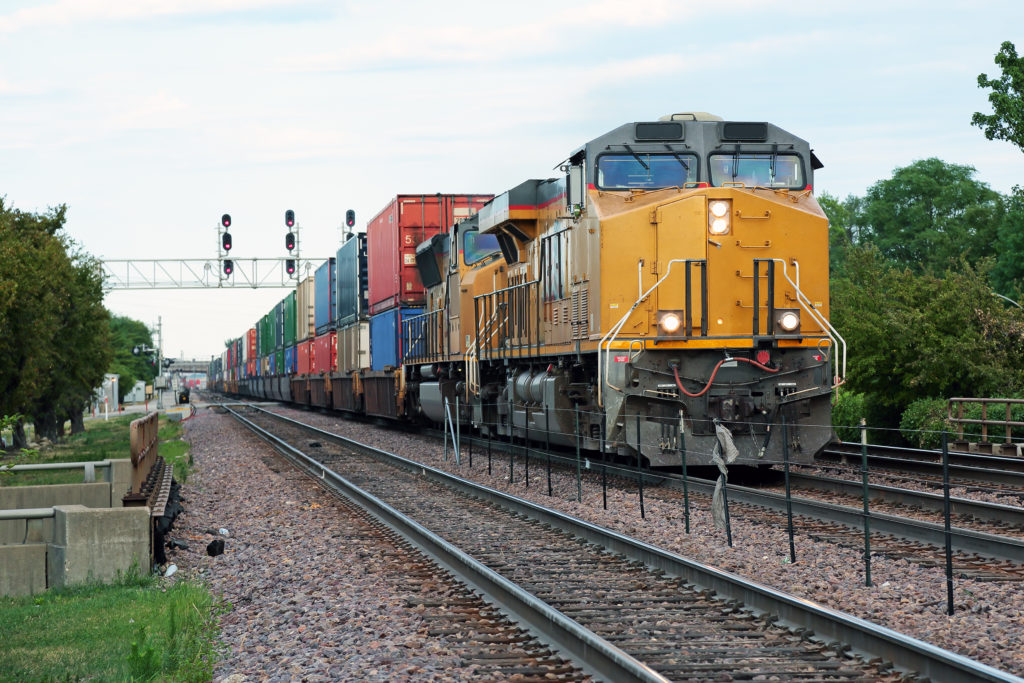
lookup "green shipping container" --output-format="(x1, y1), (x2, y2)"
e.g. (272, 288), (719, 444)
(284, 291), (297, 347)
(260, 313), (273, 356)
(275, 349), (284, 376)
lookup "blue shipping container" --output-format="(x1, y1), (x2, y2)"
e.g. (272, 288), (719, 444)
(269, 352), (277, 376)
(315, 258), (337, 335)
(370, 307), (422, 371)
(284, 345), (298, 375)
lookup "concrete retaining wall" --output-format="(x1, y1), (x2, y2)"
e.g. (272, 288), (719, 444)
(0, 460), (151, 596)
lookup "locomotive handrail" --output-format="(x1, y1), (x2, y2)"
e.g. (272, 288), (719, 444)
(768, 258), (846, 385)
(599, 258), (698, 407)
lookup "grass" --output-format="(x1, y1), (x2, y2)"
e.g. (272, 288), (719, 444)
(0, 567), (226, 682)
(1, 414), (192, 487)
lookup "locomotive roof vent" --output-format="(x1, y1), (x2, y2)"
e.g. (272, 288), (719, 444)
(659, 112), (723, 122)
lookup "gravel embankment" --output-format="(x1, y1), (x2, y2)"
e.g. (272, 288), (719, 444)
(261, 405), (1024, 678)
(172, 410), (534, 682)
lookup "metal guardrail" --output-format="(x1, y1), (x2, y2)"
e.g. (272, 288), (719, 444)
(0, 460), (112, 483)
(0, 507), (56, 521)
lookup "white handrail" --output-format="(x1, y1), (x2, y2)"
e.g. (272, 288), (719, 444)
(770, 258), (846, 384)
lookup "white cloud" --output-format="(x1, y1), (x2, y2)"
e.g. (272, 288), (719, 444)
(0, 0), (300, 34)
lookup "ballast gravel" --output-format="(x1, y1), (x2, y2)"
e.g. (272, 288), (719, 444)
(174, 411), (488, 682)
(175, 404), (1024, 680)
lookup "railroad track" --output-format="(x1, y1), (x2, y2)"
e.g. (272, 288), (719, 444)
(220, 402), (1022, 683)
(819, 443), (1024, 494)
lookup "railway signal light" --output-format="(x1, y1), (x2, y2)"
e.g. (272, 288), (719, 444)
(285, 209), (295, 228)
(223, 259), (233, 276)
(222, 231), (232, 251)
(285, 232), (295, 251)
(345, 209), (355, 228)
(221, 214), (231, 228)
(286, 258), (296, 275)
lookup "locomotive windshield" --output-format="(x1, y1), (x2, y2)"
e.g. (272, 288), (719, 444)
(596, 152), (698, 189)
(463, 229), (500, 265)
(709, 153), (804, 189)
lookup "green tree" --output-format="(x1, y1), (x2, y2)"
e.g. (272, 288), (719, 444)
(972, 41), (1024, 152)
(109, 316), (156, 403)
(818, 192), (865, 278)
(831, 247), (1024, 433)
(0, 198), (112, 445)
(857, 158), (1002, 274)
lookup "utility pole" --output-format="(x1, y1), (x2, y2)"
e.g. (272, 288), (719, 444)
(155, 316), (164, 410)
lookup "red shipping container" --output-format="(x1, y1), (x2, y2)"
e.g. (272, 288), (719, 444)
(297, 340), (312, 375)
(246, 328), (257, 360)
(312, 331), (337, 373)
(367, 194), (492, 315)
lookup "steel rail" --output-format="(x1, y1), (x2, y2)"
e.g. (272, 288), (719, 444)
(243, 404), (1023, 683)
(788, 472), (1024, 527)
(223, 404), (668, 683)
(824, 442), (1024, 483)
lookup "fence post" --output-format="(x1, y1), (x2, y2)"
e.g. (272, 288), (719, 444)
(574, 406), (582, 503)
(545, 405), (552, 496)
(636, 413), (645, 520)
(860, 418), (872, 587)
(679, 411), (689, 534)
(942, 431), (955, 615)
(524, 404), (529, 488)
(782, 415), (796, 564)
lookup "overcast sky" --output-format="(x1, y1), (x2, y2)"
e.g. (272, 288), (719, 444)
(2, 0), (1023, 361)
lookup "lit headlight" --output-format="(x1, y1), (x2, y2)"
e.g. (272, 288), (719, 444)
(776, 310), (800, 332)
(708, 200), (731, 235)
(660, 312), (682, 333)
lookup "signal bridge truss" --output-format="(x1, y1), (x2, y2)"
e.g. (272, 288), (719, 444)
(101, 258), (325, 290)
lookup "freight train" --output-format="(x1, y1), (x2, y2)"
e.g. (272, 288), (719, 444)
(210, 112), (844, 467)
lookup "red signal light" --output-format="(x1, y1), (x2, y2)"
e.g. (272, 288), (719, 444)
(286, 259), (295, 275)
(222, 232), (232, 251)
(285, 209), (295, 228)
(345, 209), (355, 228)
(285, 232), (295, 251)
(221, 213), (231, 228)
(223, 259), (233, 276)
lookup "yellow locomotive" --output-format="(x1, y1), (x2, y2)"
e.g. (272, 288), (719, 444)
(405, 112), (843, 467)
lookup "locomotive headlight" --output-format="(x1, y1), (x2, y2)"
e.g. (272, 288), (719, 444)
(657, 310), (685, 335)
(708, 200), (731, 235)
(660, 312), (682, 333)
(776, 309), (801, 333)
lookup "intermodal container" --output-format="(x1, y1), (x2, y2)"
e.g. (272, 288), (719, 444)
(312, 331), (337, 374)
(297, 339), (312, 375)
(268, 353), (276, 376)
(274, 300), (285, 350)
(275, 349), (285, 376)
(296, 275), (315, 342)
(367, 194), (492, 315)
(314, 258), (337, 335)
(260, 313), (273, 356)
(336, 232), (368, 328)
(246, 328), (257, 362)
(284, 345), (298, 375)
(369, 307), (422, 371)
(284, 292), (297, 347)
